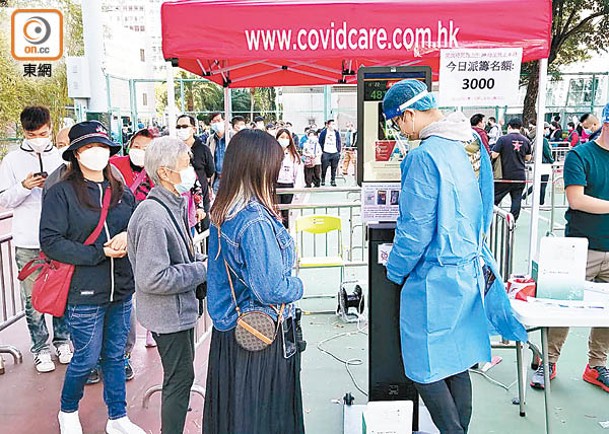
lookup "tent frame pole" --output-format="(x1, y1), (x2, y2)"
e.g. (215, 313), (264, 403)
(224, 86), (232, 141)
(166, 62), (177, 137)
(527, 57), (549, 272)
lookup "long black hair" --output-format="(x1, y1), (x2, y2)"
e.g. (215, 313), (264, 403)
(64, 150), (124, 209)
(210, 129), (283, 226)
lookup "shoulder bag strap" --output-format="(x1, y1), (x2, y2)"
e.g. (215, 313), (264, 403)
(224, 259), (242, 316)
(83, 186), (112, 246)
(129, 168), (148, 194)
(224, 258), (285, 338)
(148, 196), (195, 261)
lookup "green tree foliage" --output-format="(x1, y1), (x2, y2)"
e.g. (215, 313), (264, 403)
(523, 0), (609, 122)
(155, 71), (278, 122)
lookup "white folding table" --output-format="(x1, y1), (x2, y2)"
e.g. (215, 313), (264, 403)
(511, 287), (609, 434)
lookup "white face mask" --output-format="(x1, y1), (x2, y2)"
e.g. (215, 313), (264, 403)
(211, 122), (225, 135)
(176, 127), (192, 141)
(234, 124), (244, 132)
(78, 146), (110, 172)
(278, 138), (290, 148)
(25, 137), (51, 153)
(174, 166), (197, 194)
(129, 148), (146, 167)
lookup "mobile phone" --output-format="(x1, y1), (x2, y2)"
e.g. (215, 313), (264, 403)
(34, 171), (48, 178)
(281, 316), (297, 359)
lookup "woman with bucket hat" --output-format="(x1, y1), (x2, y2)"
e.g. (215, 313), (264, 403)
(39, 121), (145, 434)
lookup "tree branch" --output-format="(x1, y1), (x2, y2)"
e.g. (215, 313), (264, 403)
(550, 10), (607, 64)
(557, 6), (578, 37)
(561, 10), (607, 42)
(555, 0), (566, 36)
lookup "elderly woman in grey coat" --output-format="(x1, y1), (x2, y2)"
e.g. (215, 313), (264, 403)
(127, 137), (207, 434)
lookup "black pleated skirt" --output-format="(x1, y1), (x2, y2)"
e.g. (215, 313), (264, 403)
(202, 327), (305, 434)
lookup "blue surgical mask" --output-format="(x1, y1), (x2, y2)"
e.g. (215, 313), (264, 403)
(174, 166), (197, 194)
(584, 128), (593, 135)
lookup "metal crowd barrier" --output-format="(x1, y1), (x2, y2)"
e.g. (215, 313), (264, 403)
(277, 187), (366, 266)
(550, 143), (570, 162)
(0, 211), (24, 375)
(489, 206), (515, 282)
(278, 187), (514, 276)
(142, 229), (210, 408)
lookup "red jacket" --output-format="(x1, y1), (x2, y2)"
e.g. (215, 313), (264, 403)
(110, 155), (153, 202)
(472, 126), (491, 154)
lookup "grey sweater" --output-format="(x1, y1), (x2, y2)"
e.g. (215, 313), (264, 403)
(127, 186), (206, 334)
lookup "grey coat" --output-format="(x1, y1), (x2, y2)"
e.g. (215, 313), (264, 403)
(127, 186), (206, 334)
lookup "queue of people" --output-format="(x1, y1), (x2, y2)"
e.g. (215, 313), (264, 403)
(471, 108), (605, 216)
(0, 106), (306, 434)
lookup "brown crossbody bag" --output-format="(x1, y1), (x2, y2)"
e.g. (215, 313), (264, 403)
(224, 260), (285, 352)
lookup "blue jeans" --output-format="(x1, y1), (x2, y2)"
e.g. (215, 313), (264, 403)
(61, 297), (132, 419)
(15, 247), (70, 354)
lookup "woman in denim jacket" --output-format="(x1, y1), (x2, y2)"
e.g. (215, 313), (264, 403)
(203, 129), (304, 434)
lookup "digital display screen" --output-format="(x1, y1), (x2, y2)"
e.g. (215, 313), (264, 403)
(362, 71), (429, 102)
(357, 67), (432, 185)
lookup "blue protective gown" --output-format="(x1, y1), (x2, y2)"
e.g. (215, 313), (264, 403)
(386, 133), (526, 384)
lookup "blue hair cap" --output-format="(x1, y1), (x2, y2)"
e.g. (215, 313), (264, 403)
(602, 102), (609, 124)
(382, 79), (437, 119)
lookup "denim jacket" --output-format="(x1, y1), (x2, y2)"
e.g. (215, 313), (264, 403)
(207, 200), (303, 331)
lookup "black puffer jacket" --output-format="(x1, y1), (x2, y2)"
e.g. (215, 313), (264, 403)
(40, 179), (136, 305)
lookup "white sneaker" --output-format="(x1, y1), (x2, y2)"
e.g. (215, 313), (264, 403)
(56, 343), (73, 364)
(106, 416), (146, 434)
(58, 411), (83, 434)
(34, 351), (56, 373)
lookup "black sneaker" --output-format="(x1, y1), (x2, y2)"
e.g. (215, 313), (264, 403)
(530, 362), (556, 389)
(86, 367), (101, 385)
(125, 354), (134, 381)
(331, 181), (337, 187)
(321, 181), (325, 186)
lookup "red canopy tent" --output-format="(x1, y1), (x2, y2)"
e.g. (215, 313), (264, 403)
(161, 0), (551, 88)
(161, 0), (553, 270)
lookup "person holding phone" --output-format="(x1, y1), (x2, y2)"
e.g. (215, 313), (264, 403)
(0, 106), (71, 373)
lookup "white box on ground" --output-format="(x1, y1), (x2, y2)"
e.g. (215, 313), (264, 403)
(362, 401), (413, 434)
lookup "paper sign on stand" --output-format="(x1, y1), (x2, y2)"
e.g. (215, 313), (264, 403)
(361, 183), (401, 223)
(439, 48), (523, 107)
(536, 237), (588, 301)
(362, 401), (413, 434)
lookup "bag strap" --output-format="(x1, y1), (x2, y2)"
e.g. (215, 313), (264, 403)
(19, 186), (111, 281)
(224, 259), (286, 338)
(17, 259), (44, 280)
(129, 169), (148, 194)
(83, 186), (112, 246)
(148, 196), (195, 261)
(224, 259), (242, 316)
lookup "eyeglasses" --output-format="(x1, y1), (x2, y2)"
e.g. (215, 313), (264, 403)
(389, 118), (401, 133)
(175, 125), (191, 129)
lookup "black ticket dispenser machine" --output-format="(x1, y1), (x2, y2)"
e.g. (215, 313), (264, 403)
(356, 66), (433, 433)
(367, 222), (419, 432)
